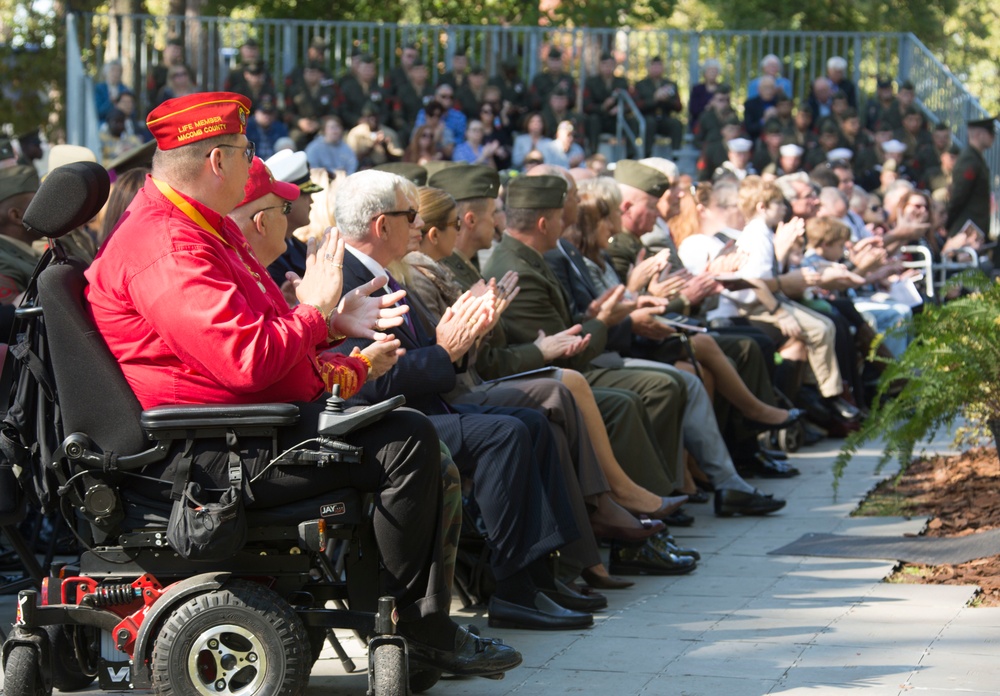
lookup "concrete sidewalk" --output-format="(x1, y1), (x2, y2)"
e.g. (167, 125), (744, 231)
(309, 434), (998, 696)
(2, 433), (997, 695)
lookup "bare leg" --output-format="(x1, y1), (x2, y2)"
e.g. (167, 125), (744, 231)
(559, 369), (678, 515)
(691, 333), (791, 425)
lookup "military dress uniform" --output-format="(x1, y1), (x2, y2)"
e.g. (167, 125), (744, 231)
(946, 142), (992, 238)
(633, 75), (684, 153)
(582, 73), (631, 152)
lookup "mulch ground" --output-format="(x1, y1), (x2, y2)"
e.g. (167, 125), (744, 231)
(855, 445), (1000, 606)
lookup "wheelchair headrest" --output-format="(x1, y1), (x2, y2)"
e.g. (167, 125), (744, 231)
(23, 161), (111, 241)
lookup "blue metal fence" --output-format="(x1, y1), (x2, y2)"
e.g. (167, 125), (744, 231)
(68, 13), (998, 234)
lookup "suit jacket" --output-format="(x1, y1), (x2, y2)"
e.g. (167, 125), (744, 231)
(334, 252), (456, 414)
(481, 234), (608, 372)
(544, 240), (633, 354)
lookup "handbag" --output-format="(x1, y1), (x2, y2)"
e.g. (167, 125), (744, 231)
(166, 435), (247, 560)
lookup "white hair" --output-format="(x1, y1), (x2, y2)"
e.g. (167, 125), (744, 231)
(849, 185), (869, 214)
(556, 120), (575, 136)
(578, 175), (622, 208)
(827, 56), (847, 72)
(761, 54), (781, 69)
(638, 157), (679, 185)
(334, 170), (408, 241)
(819, 186), (848, 210)
(702, 58), (721, 72)
(775, 172), (811, 201)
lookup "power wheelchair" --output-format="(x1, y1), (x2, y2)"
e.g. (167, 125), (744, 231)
(0, 162), (440, 696)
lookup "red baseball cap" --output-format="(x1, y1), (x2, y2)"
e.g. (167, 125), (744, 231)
(146, 91), (251, 150)
(240, 157), (301, 207)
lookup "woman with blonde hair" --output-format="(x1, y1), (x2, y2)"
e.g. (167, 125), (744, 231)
(402, 182), (700, 586)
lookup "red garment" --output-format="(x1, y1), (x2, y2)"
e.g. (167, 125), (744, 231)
(86, 176), (366, 408)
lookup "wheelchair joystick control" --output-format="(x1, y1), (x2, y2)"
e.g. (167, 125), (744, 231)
(324, 385), (345, 414)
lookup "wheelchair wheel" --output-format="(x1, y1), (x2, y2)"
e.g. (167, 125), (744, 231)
(409, 662), (442, 693)
(4, 644), (50, 696)
(44, 625), (96, 691)
(150, 580), (309, 696)
(370, 642), (406, 696)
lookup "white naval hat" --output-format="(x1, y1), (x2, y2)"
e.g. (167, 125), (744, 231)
(826, 147), (854, 162)
(726, 137), (753, 153)
(779, 143), (804, 157)
(882, 139), (907, 154)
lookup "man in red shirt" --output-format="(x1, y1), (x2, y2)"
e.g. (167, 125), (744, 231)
(84, 91), (521, 678)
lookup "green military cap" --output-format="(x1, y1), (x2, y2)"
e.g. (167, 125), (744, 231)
(506, 175), (567, 209)
(428, 164), (499, 201)
(372, 162), (428, 186)
(422, 160), (465, 178)
(613, 159), (670, 199)
(106, 139), (156, 178)
(0, 165), (40, 204)
(967, 117), (997, 131)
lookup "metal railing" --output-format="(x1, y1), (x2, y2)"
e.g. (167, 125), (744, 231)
(68, 13), (998, 235)
(614, 90), (646, 162)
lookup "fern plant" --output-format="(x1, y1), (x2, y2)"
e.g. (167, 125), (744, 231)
(833, 271), (1000, 491)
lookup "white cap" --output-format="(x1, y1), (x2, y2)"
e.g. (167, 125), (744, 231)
(827, 148), (854, 162)
(882, 139), (907, 154)
(265, 149), (309, 184)
(779, 143), (804, 157)
(45, 144), (96, 177)
(727, 138), (753, 153)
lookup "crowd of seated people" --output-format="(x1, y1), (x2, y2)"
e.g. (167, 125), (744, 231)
(90, 38), (992, 247)
(0, 34), (996, 684)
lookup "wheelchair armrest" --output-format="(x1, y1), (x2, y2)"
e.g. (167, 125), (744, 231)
(317, 395), (406, 437)
(139, 403), (301, 432)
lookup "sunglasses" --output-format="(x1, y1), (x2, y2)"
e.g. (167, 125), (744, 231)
(255, 201), (293, 217)
(209, 141), (256, 164)
(378, 208), (418, 224)
(448, 217), (462, 231)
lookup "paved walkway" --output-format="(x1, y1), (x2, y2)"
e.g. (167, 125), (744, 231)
(3, 433), (998, 695)
(309, 432), (999, 696)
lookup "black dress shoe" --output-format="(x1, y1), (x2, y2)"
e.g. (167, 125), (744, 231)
(406, 625), (523, 676)
(580, 567), (634, 590)
(824, 396), (860, 421)
(760, 447), (788, 461)
(661, 509), (695, 527)
(714, 488), (787, 517)
(540, 579), (608, 612)
(743, 408), (805, 432)
(673, 489), (710, 504)
(750, 451), (800, 478)
(488, 592), (593, 631)
(649, 530), (701, 561)
(609, 541), (697, 576)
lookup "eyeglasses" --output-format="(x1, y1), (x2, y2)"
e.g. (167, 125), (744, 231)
(438, 93), (454, 100)
(170, 71), (189, 79)
(254, 201), (293, 217)
(377, 208), (418, 224)
(448, 217), (462, 231)
(209, 141), (255, 164)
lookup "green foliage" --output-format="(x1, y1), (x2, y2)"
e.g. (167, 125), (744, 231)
(547, 0), (678, 28)
(0, 2), (64, 134)
(833, 272), (1000, 491)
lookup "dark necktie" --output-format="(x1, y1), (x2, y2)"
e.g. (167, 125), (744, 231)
(384, 271), (414, 333)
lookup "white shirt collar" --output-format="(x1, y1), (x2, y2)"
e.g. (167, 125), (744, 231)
(346, 244), (388, 280)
